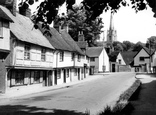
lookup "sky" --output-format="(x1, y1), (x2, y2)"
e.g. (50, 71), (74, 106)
(18, 0), (156, 44)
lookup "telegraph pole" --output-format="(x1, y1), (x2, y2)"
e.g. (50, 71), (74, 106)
(103, 31), (105, 72)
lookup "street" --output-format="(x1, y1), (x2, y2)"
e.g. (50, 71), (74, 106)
(0, 72), (136, 115)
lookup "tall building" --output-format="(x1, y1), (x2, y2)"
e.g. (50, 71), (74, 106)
(107, 12), (117, 43)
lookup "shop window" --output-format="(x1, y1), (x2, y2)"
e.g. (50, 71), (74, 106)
(24, 70), (30, 84)
(74, 68), (77, 76)
(66, 69), (69, 78)
(24, 44), (30, 60)
(34, 71), (40, 83)
(41, 48), (46, 61)
(15, 70), (24, 85)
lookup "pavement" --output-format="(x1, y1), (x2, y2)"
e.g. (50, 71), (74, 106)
(0, 73), (110, 100)
(128, 73), (156, 115)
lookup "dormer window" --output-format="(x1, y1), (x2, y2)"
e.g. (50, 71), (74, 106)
(0, 19), (9, 38)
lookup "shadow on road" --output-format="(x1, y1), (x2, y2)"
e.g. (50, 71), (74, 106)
(122, 78), (156, 115)
(0, 105), (89, 115)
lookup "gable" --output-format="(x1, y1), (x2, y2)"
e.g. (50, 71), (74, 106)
(117, 53), (126, 65)
(136, 48), (150, 58)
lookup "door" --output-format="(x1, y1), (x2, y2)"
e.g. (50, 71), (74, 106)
(63, 69), (66, 83)
(78, 68), (80, 80)
(54, 70), (57, 85)
(48, 71), (53, 86)
(112, 64), (116, 72)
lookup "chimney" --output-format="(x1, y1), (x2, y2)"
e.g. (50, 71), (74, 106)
(12, 0), (16, 16)
(19, 7), (31, 18)
(78, 31), (84, 41)
(0, 0), (17, 16)
(53, 21), (61, 32)
(61, 24), (69, 33)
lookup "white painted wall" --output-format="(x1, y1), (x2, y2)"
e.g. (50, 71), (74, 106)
(116, 53), (126, 65)
(99, 48), (110, 72)
(74, 54), (84, 67)
(53, 51), (73, 68)
(15, 41), (53, 68)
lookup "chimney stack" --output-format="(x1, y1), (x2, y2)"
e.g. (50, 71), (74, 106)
(19, 7), (31, 18)
(0, 0), (17, 16)
(78, 31), (84, 41)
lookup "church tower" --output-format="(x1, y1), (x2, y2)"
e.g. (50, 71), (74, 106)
(107, 12), (117, 43)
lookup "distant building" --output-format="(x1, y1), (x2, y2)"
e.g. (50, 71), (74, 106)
(107, 12), (117, 43)
(86, 47), (109, 74)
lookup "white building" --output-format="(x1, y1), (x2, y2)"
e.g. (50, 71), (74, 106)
(86, 47), (109, 74)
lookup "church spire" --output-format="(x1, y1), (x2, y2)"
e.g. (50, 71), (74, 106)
(107, 12), (117, 43)
(109, 12), (114, 31)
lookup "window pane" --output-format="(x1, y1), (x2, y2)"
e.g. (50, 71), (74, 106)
(41, 48), (46, 61)
(24, 44), (30, 60)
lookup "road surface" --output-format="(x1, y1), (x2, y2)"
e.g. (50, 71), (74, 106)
(0, 72), (136, 115)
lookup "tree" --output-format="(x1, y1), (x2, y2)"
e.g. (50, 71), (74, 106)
(113, 41), (123, 52)
(132, 41), (145, 51)
(54, 6), (103, 46)
(146, 36), (156, 50)
(19, 0), (156, 28)
(122, 41), (134, 51)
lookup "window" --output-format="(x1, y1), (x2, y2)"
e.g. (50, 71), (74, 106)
(78, 55), (81, 62)
(140, 57), (144, 61)
(66, 69), (69, 78)
(41, 48), (46, 61)
(74, 68), (77, 76)
(60, 51), (64, 62)
(0, 20), (9, 38)
(119, 59), (121, 64)
(34, 71), (40, 83)
(24, 44), (30, 60)
(71, 53), (75, 61)
(90, 57), (95, 62)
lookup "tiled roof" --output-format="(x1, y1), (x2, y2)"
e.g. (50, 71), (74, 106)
(77, 41), (87, 49)
(0, 5), (13, 22)
(0, 5), (54, 49)
(60, 30), (84, 55)
(38, 25), (73, 52)
(120, 51), (137, 65)
(143, 47), (155, 55)
(86, 47), (103, 57)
